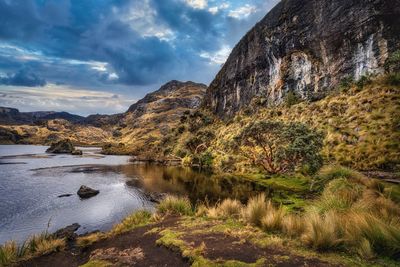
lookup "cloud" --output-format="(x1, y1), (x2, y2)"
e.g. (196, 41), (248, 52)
(0, 84), (136, 116)
(228, 4), (257, 19)
(0, 69), (46, 87)
(0, 0), (281, 114)
(185, 0), (208, 9)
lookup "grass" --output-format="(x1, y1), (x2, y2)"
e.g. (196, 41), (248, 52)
(157, 195), (193, 216)
(110, 210), (152, 235)
(79, 259), (113, 267)
(241, 194), (268, 227)
(0, 233), (65, 266)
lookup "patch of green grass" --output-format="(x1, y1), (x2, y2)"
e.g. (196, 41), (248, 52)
(157, 196), (193, 216)
(79, 259), (113, 267)
(110, 210), (152, 235)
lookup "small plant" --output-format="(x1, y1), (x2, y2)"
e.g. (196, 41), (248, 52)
(157, 195), (193, 216)
(338, 76), (354, 92)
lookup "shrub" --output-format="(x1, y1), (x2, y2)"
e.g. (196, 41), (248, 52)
(385, 73), (400, 86)
(157, 196), (193, 216)
(284, 91), (301, 107)
(241, 194), (268, 227)
(234, 121), (324, 174)
(355, 75), (372, 89)
(385, 50), (400, 73)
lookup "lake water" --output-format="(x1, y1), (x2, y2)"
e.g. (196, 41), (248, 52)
(0, 145), (265, 245)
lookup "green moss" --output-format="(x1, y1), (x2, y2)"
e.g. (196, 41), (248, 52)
(79, 260), (113, 267)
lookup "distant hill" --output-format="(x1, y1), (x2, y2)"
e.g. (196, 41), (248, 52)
(0, 107), (85, 125)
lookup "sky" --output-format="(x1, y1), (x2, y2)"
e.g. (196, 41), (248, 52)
(0, 0), (279, 116)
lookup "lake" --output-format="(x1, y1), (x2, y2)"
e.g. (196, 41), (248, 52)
(0, 145), (265, 244)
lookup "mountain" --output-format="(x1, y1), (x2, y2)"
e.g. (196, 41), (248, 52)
(0, 107), (84, 125)
(101, 80), (207, 155)
(0, 81), (207, 151)
(204, 0), (400, 118)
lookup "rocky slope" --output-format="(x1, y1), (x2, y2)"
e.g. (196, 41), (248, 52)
(105, 80), (207, 155)
(204, 0), (400, 118)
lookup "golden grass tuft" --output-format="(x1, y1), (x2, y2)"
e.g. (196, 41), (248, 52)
(241, 194), (268, 227)
(157, 195), (193, 216)
(260, 202), (285, 232)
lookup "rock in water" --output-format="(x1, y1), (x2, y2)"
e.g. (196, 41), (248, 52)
(46, 139), (75, 154)
(204, 0), (400, 118)
(72, 149), (83, 155)
(77, 185), (100, 199)
(53, 223), (81, 240)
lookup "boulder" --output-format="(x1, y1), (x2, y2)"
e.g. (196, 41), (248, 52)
(72, 149), (83, 155)
(53, 223), (80, 240)
(77, 185), (99, 199)
(46, 139), (75, 154)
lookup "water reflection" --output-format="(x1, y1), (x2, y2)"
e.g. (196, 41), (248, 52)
(119, 164), (267, 204)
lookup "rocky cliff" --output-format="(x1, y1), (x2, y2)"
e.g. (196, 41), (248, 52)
(204, 0), (400, 118)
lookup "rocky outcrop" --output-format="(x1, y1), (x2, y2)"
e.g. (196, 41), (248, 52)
(77, 185), (99, 199)
(204, 0), (400, 118)
(46, 139), (77, 154)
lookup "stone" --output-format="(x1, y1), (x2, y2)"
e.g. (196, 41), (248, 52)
(71, 149), (83, 155)
(53, 223), (80, 240)
(58, 194), (73, 198)
(46, 139), (75, 154)
(77, 185), (100, 199)
(204, 0), (400, 118)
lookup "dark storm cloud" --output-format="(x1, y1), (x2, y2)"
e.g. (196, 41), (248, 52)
(0, 69), (46, 87)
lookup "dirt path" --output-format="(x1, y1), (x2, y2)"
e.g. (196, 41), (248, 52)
(18, 216), (339, 267)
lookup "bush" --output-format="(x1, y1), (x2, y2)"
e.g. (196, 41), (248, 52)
(157, 196), (193, 216)
(355, 75), (372, 89)
(234, 121), (324, 174)
(385, 73), (400, 86)
(385, 50), (400, 73)
(284, 91), (301, 107)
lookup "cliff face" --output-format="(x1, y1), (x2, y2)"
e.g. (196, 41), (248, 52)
(205, 0), (400, 118)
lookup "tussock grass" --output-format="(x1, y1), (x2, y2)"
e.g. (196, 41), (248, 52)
(207, 199), (243, 219)
(301, 211), (344, 251)
(193, 174), (400, 260)
(241, 194), (268, 227)
(282, 214), (305, 237)
(260, 202), (285, 232)
(157, 195), (193, 216)
(0, 233), (65, 266)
